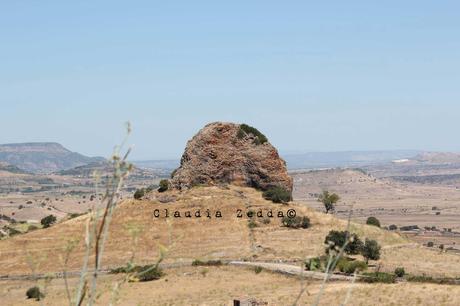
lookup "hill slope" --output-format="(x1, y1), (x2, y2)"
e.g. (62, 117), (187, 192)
(2, 185), (457, 279)
(0, 142), (104, 173)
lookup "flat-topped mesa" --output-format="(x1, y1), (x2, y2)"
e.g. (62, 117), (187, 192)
(170, 122), (293, 195)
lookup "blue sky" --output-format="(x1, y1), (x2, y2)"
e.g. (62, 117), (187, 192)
(1, 1), (459, 159)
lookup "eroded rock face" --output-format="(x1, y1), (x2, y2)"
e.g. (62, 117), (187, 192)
(170, 122), (293, 195)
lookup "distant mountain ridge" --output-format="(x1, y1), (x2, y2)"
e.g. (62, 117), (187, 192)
(0, 142), (104, 173)
(283, 150), (422, 169)
(133, 150), (422, 171)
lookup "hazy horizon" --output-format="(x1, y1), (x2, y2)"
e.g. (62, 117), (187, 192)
(2, 1), (459, 159)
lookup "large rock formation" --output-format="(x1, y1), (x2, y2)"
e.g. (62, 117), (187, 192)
(170, 122), (293, 194)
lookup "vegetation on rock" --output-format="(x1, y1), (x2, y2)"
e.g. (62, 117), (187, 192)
(158, 179), (169, 192)
(237, 123), (268, 145)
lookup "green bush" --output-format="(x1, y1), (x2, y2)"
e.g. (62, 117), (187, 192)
(405, 274), (456, 284)
(366, 216), (381, 227)
(388, 224), (398, 231)
(248, 220), (258, 228)
(40, 215), (56, 228)
(362, 239), (381, 263)
(7, 226), (21, 236)
(238, 124), (268, 145)
(262, 186), (291, 203)
(282, 216), (310, 229)
(427, 241), (434, 247)
(336, 258), (368, 274)
(305, 257), (323, 271)
(395, 267), (405, 277)
(191, 259), (223, 266)
(27, 225), (39, 232)
(135, 264), (163, 282)
(133, 188), (145, 199)
(324, 230), (363, 255)
(362, 272), (396, 283)
(69, 213), (84, 219)
(254, 266), (263, 274)
(158, 179), (169, 192)
(26, 286), (44, 300)
(110, 264), (163, 282)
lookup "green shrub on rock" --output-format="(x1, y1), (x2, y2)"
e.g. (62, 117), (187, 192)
(237, 124), (268, 145)
(158, 179), (169, 192)
(134, 188), (145, 199)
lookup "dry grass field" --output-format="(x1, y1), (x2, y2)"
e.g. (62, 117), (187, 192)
(1, 266), (460, 306)
(293, 169), (460, 248)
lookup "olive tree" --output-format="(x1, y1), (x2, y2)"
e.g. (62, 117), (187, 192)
(318, 191), (340, 214)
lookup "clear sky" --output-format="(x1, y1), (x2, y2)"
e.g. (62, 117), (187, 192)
(1, 1), (459, 160)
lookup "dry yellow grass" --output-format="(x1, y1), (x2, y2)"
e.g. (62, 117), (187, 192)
(380, 245), (460, 278)
(1, 266), (459, 306)
(1, 185), (460, 305)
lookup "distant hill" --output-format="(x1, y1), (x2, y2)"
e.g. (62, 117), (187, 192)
(57, 160), (156, 178)
(57, 161), (113, 176)
(0, 162), (29, 174)
(414, 152), (460, 164)
(132, 151), (423, 172)
(133, 159), (180, 171)
(0, 142), (104, 173)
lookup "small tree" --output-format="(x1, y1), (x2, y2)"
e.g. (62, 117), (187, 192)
(318, 191), (340, 214)
(366, 217), (381, 228)
(26, 286), (44, 300)
(394, 267), (405, 277)
(40, 215), (56, 228)
(362, 238), (381, 264)
(158, 180), (169, 193)
(324, 230), (363, 255)
(388, 224), (397, 231)
(133, 188), (145, 199)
